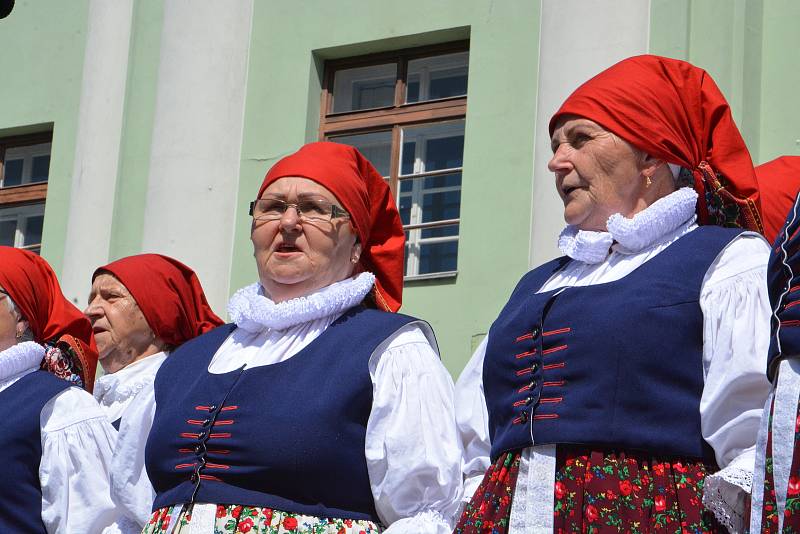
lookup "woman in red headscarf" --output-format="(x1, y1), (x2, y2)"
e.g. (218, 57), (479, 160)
(140, 142), (462, 533)
(84, 253), (223, 532)
(0, 246), (117, 532)
(455, 55), (771, 534)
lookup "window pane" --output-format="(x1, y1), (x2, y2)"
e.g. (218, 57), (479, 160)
(422, 188), (461, 223)
(405, 51), (468, 104)
(2, 159), (23, 187)
(332, 63), (397, 113)
(23, 215), (43, 248)
(422, 223), (459, 239)
(329, 131), (392, 177)
(0, 219), (16, 246)
(398, 194), (411, 225)
(31, 155), (50, 183)
(419, 240), (458, 274)
(398, 171), (462, 225)
(400, 120), (465, 175)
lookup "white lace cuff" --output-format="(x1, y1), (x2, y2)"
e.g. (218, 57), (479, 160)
(382, 510), (453, 534)
(703, 463), (752, 533)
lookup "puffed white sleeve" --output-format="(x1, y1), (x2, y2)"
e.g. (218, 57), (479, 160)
(107, 381), (158, 532)
(365, 322), (463, 533)
(40, 386), (118, 534)
(454, 336), (492, 507)
(700, 234), (772, 532)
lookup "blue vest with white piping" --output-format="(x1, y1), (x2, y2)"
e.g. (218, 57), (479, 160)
(484, 225), (742, 462)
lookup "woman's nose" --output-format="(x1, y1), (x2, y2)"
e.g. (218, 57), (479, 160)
(279, 205), (302, 230)
(548, 144), (572, 174)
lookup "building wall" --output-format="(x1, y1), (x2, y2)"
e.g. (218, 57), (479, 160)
(1, 0), (798, 376)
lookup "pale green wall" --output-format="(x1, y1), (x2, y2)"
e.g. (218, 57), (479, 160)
(650, 0), (800, 164)
(233, 1), (541, 374)
(0, 0), (89, 273)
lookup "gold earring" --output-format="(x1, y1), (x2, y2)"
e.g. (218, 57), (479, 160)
(645, 174), (653, 187)
(351, 256), (360, 264)
(15, 329), (22, 339)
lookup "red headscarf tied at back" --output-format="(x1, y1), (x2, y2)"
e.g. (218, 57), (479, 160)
(755, 156), (800, 244)
(0, 247), (98, 392)
(257, 142), (405, 312)
(94, 254), (224, 348)
(549, 54), (763, 232)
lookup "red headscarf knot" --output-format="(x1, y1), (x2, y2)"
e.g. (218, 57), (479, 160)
(94, 254), (224, 347)
(549, 54), (763, 232)
(755, 156), (800, 244)
(257, 142), (405, 312)
(0, 247), (98, 390)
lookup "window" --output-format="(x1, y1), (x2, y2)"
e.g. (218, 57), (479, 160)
(0, 132), (52, 254)
(320, 42), (468, 279)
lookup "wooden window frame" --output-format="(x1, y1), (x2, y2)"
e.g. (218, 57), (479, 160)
(319, 41), (468, 279)
(0, 131), (52, 206)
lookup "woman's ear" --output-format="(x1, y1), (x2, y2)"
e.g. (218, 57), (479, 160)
(351, 241), (363, 264)
(15, 319), (29, 340)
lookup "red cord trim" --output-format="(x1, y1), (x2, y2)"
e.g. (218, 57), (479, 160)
(542, 344), (567, 355)
(195, 406), (213, 411)
(199, 474), (222, 481)
(785, 300), (800, 310)
(543, 362), (565, 370)
(205, 463), (230, 470)
(543, 380), (565, 387)
(512, 399), (529, 407)
(180, 432), (200, 439)
(221, 406), (238, 411)
(512, 415), (525, 424)
(782, 320), (800, 327)
(174, 463), (196, 469)
(516, 332), (533, 342)
(543, 327), (571, 336)
(178, 448), (194, 454)
(518, 384), (532, 393)
(515, 367), (533, 377)
(209, 449), (231, 454)
(540, 397), (562, 403)
(534, 414), (559, 420)
(209, 433), (232, 439)
(186, 419), (207, 426)
(213, 420), (235, 426)
(790, 284), (800, 293)
(515, 349), (537, 359)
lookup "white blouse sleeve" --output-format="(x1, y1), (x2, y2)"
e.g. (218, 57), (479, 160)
(365, 322), (463, 533)
(454, 336), (492, 506)
(40, 386), (118, 534)
(108, 382), (158, 532)
(700, 234), (773, 532)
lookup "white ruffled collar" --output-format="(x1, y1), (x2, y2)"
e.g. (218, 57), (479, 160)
(93, 351), (167, 406)
(227, 272), (376, 333)
(558, 187), (698, 264)
(0, 341), (45, 382)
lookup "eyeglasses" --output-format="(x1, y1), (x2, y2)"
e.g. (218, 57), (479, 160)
(249, 197), (350, 223)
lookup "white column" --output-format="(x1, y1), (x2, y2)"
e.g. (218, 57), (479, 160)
(141, 0), (254, 312)
(529, 0), (651, 267)
(60, 0), (134, 305)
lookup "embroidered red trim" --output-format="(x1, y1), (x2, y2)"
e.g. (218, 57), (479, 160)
(542, 344), (568, 355)
(209, 449), (231, 454)
(790, 284), (800, 293)
(534, 413), (559, 420)
(517, 384), (532, 393)
(543, 380), (565, 387)
(194, 405), (213, 411)
(205, 463), (230, 470)
(515, 367), (533, 377)
(785, 300), (800, 310)
(543, 327), (571, 336)
(199, 474), (222, 481)
(782, 320), (800, 327)
(512, 415), (525, 424)
(540, 397), (562, 403)
(180, 432), (200, 439)
(543, 362), (565, 370)
(178, 448), (194, 454)
(515, 349), (537, 359)
(212, 420), (235, 426)
(221, 406), (238, 411)
(209, 432), (232, 439)
(515, 332), (533, 342)
(174, 463), (196, 469)
(186, 419), (207, 426)
(512, 399), (528, 407)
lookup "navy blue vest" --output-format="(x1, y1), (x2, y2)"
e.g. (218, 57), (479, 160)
(0, 370), (71, 533)
(484, 226), (742, 462)
(147, 306), (418, 522)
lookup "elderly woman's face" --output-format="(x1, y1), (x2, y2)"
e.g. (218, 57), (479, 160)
(0, 290), (21, 352)
(85, 274), (156, 373)
(252, 177), (360, 302)
(549, 116), (651, 231)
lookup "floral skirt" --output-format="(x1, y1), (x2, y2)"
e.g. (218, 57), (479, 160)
(455, 447), (723, 533)
(142, 504), (382, 534)
(757, 397), (800, 532)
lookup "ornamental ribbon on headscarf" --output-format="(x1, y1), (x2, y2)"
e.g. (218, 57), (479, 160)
(0, 246), (98, 391)
(94, 254), (224, 348)
(549, 54), (763, 233)
(257, 142), (405, 312)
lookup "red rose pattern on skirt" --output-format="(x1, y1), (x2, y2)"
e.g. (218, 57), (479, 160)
(455, 447), (724, 534)
(758, 397), (800, 532)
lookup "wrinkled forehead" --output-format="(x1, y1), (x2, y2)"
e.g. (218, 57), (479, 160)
(260, 176), (342, 205)
(90, 272), (133, 296)
(550, 115), (606, 138)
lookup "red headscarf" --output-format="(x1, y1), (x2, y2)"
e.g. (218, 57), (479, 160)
(94, 254), (224, 347)
(0, 247), (98, 391)
(755, 156), (800, 244)
(257, 142), (405, 312)
(550, 54), (763, 232)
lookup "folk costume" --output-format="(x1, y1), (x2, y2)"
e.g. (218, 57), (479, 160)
(92, 254), (223, 533)
(750, 169), (800, 532)
(755, 156), (800, 244)
(455, 55), (771, 534)
(140, 143), (463, 533)
(0, 247), (117, 533)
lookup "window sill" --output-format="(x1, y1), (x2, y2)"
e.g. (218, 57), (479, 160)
(403, 270), (458, 283)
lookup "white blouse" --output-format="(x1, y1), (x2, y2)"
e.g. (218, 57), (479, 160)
(456, 188), (772, 533)
(111, 272), (463, 534)
(94, 352), (168, 423)
(0, 341), (118, 533)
